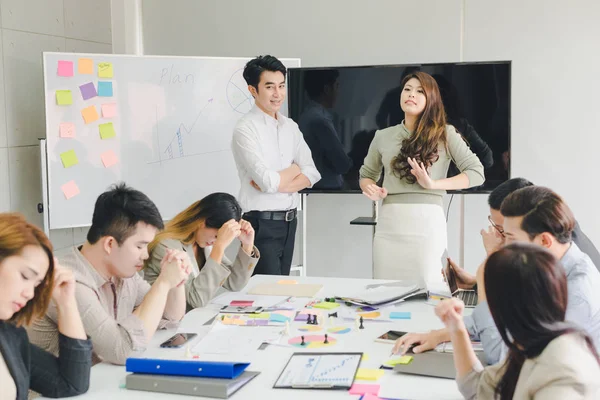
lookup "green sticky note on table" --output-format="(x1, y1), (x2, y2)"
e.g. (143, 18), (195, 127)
(60, 150), (79, 168)
(383, 355), (413, 367)
(313, 302), (340, 310)
(56, 90), (73, 105)
(247, 312), (270, 319)
(99, 122), (116, 139)
(355, 368), (385, 381)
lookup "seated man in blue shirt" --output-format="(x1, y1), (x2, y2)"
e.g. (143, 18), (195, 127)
(393, 183), (600, 364)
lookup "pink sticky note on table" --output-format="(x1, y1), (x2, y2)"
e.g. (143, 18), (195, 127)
(57, 60), (73, 77)
(349, 383), (380, 396)
(362, 394), (382, 400)
(101, 103), (117, 118)
(230, 300), (254, 307)
(101, 150), (118, 168)
(61, 180), (80, 200)
(59, 122), (75, 138)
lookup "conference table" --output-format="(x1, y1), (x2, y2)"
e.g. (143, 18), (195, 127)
(47, 275), (469, 400)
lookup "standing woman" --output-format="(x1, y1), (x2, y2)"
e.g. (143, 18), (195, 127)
(360, 72), (484, 290)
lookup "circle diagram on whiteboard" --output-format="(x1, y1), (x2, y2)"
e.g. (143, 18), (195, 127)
(227, 68), (254, 114)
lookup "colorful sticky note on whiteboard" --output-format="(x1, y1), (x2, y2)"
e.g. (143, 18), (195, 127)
(61, 180), (80, 200)
(78, 58), (93, 74)
(101, 103), (117, 118)
(56, 90), (73, 105)
(57, 61), (73, 77)
(81, 105), (99, 124)
(98, 62), (113, 78)
(101, 150), (118, 168)
(60, 150), (79, 168)
(99, 122), (116, 139)
(97, 81), (113, 97)
(59, 122), (76, 138)
(79, 82), (97, 100)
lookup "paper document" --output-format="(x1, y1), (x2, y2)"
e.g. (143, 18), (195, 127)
(192, 324), (282, 357)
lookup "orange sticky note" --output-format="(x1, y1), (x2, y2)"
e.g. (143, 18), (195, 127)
(57, 60), (73, 77)
(78, 58), (93, 74)
(101, 103), (117, 118)
(101, 150), (118, 168)
(61, 180), (80, 200)
(59, 122), (75, 138)
(81, 105), (99, 124)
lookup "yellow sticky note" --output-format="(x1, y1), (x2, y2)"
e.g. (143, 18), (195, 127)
(355, 368), (385, 381)
(98, 62), (113, 78)
(313, 302), (340, 310)
(78, 58), (93, 74)
(99, 122), (116, 140)
(81, 105), (99, 124)
(247, 312), (270, 319)
(60, 150), (79, 168)
(383, 356), (413, 367)
(361, 353), (370, 362)
(56, 90), (73, 105)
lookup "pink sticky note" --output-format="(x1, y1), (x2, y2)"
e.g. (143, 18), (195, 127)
(61, 180), (80, 200)
(59, 122), (76, 138)
(230, 300), (254, 307)
(101, 103), (117, 118)
(57, 60), (73, 77)
(101, 150), (118, 168)
(362, 394), (382, 400)
(349, 384), (380, 396)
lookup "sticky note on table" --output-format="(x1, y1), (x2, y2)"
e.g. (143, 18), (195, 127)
(246, 312), (269, 319)
(98, 81), (113, 97)
(59, 122), (75, 138)
(269, 313), (289, 323)
(390, 312), (411, 320)
(349, 383), (380, 395)
(98, 62), (113, 78)
(355, 368), (385, 381)
(99, 122), (116, 139)
(230, 300), (254, 307)
(101, 103), (117, 118)
(101, 150), (118, 168)
(383, 356), (413, 367)
(78, 58), (93, 74)
(57, 60), (73, 77)
(56, 90), (73, 105)
(81, 105), (99, 124)
(361, 353), (370, 362)
(61, 180), (80, 200)
(60, 150), (79, 168)
(362, 394), (382, 400)
(79, 82), (97, 100)
(277, 279), (297, 284)
(313, 302), (340, 310)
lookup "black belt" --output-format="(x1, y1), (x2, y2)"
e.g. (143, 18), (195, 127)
(244, 209), (297, 222)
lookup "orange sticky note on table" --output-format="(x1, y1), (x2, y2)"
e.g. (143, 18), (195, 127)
(61, 180), (80, 200)
(59, 122), (75, 138)
(101, 103), (117, 118)
(81, 106), (99, 124)
(101, 150), (118, 168)
(57, 60), (73, 77)
(78, 58), (93, 74)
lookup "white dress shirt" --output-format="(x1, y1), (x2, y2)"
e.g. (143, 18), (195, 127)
(231, 106), (321, 212)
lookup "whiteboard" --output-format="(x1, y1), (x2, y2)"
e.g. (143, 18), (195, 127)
(43, 53), (300, 229)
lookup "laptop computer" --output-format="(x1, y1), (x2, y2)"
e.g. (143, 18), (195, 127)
(392, 350), (487, 379)
(441, 250), (478, 307)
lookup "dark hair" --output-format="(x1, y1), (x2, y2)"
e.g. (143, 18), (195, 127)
(500, 186), (575, 244)
(488, 177), (534, 210)
(87, 183), (164, 245)
(485, 243), (600, 399)
(390, 72), (448, 184)
(304, 69), (339, 99)
(243, 55), (287, 92)
(0, 213), (55, 326)
(149, 193), (242, 250)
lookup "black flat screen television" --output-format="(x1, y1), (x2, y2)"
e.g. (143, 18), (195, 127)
(287, 61), (511, 193)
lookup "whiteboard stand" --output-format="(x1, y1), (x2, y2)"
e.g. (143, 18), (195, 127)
(39, 139), (51, 236)
(290, 193), (307, 277)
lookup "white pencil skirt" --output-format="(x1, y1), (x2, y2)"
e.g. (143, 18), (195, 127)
(373, 203), (447, 292)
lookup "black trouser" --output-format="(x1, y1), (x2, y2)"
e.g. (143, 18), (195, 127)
(244, 211), (297, 276)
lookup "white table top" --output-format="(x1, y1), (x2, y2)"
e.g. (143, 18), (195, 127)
(48, 275), (465, 400)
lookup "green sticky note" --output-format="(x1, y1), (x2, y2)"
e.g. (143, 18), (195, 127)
(383, 356), (413, 367)
(60, 150), (79, 168)
(247, 312), (270, 319)
(56, 90), (73, 105)
(99, 122), (116, 140)
(313, 302), (340, 310)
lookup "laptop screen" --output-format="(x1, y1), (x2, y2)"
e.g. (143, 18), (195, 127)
(441, 250), (459, 294)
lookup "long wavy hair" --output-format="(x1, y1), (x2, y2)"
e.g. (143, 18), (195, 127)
(391, 71), (448, 183)
(485, 243), (600, 399)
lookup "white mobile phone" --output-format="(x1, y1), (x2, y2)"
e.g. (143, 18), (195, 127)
(220, 305), (264, 314)
(374, 330), (408, 344)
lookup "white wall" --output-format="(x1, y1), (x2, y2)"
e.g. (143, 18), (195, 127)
(139, 0), (600, 276)
(0, 0), (112, 253)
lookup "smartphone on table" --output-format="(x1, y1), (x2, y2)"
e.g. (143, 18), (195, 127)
(159, 333), (198, 348)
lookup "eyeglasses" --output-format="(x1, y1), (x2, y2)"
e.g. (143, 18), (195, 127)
(488, 215), (505, 237)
